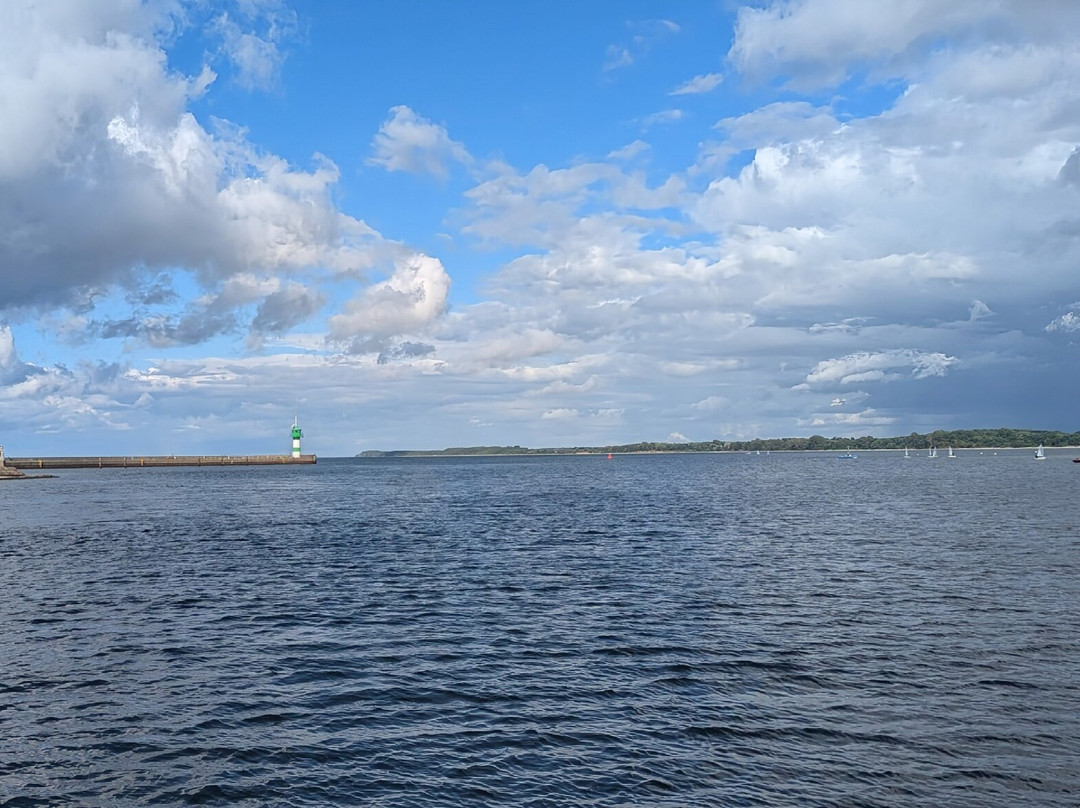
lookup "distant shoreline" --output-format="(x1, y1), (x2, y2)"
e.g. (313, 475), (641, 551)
(353, 447), (1080, 457)
(356, 431), (1080, 459)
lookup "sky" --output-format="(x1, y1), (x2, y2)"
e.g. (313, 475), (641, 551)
(3, 0), (1080, 457)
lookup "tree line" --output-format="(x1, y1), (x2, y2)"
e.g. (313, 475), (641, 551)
(357, 427), (1080, 456)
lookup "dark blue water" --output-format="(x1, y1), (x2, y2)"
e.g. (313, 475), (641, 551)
(1, 451), (1078, 807)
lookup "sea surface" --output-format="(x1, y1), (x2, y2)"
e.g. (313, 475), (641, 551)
(1, 450), (1078, 807)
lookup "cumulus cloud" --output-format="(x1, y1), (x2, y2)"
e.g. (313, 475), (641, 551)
(1045, 310), (1080, 333)
(716, 101), (840, 146)
(728, 0), (1033, 89)
(328, 253), (451, 343)
(368, 106), (472, 179)
(0, 326), (37, 386)
(460, 328), (570, 367)
(0, 326), (69, 413)
(0, 1), (383, 315)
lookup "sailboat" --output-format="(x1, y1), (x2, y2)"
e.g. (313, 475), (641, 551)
(947, 447), (956, 459)
(928, 445), (938, 459)
(1035, 444), (1046, 460)
(903, 447), (911, 458)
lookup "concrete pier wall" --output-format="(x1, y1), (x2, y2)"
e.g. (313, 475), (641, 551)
(7, 454), (317, 469)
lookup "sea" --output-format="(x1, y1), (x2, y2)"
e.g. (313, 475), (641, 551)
(1, 450), (1077, 807)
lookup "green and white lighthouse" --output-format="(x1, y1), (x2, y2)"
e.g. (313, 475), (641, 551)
(291, 417), (303, 459)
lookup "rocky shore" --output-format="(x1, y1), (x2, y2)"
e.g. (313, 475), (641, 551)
(0, 463), (26, 479)
(0, 446), (26, 479)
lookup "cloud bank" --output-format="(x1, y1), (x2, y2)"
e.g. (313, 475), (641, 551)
(4, 0), (1080, 455)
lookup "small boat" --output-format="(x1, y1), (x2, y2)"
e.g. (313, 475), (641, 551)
(903, 447), (911, 458)
(947, 447), (956, 459)
(928, 445), (938, 459)
(837, 453), (857, 459)
(1073, 458), (1080, 464)
(1035, 444), (1046, 460)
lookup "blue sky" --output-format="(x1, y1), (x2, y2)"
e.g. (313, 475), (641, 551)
(3, 0), (1080, 456)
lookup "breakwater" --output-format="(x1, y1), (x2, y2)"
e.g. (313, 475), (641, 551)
(7, 454), (316, 469)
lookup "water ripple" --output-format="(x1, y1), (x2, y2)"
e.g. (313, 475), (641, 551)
(1, 453), (1078, 806)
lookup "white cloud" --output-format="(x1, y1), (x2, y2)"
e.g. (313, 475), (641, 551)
(671, 72), (724, 95)
(1045, 311), (1080, 333)
(368, 105), (472, 179)
(0, 2), (384, 316)
(0, 324), (49, 389)
(640, 109), (684, 129)
(608, 140), (650, 161)
(329, 253), (451, 342)
(211, 15), (280, 90)
(728, 0), (1032, 89)
(809, 319), (867, 335)
(716, 101), (840, 146)
(803, 349), (958, 386)
(0, 326), (17, 372)
(460, 328), (570, 367)
(800, 407), (895, 428)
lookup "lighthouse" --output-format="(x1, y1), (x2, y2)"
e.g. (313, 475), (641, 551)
(291, 418), (303, 459)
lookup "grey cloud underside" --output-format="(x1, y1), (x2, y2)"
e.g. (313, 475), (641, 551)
(93, 311), (238, 347)
(87, 281), (326, 347)
(251, 286), (326, 334)
(377, 341), (436, 365)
